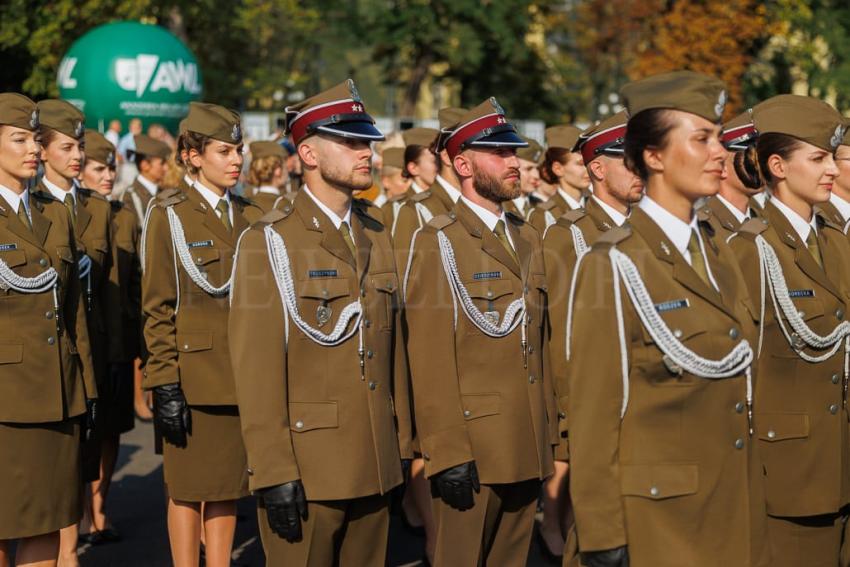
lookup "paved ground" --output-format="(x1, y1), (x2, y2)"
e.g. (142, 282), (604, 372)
(77, 419), (554, 566)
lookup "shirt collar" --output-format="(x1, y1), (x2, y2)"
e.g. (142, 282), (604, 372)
(753, 191), (769, 207)
(256, 185), (281, 196)
(639, 195), (698, 257)
(716, 194), (750, 224)
(557, 188), (583, 210)
(302, 184), (351, 229)
(41, 175), (76, 203)
(411, 181), (426, 194)
(771, 197), (817, 242)
(591, 195), (627, 227)
(830, 192), (850, 223)
(511, 195), (528, 212)
(193, 180), (230, 211)
(436, 175), (461, 204)
(461, 194), (507, 233)
(183, 174), (194, 188)
(0, 184), (27, 214)
(136, 174), (158, 196)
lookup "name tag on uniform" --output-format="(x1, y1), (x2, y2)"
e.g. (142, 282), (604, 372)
(188, 240), (213, 248)
(309, 269), (338, 279)
(473, 271), (502, 280)
(0, 243), (17, 251)
(788, 289), (815, 298)
(655, 299), (690, 313)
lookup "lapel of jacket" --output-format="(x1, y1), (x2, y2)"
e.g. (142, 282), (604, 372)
(351, 203), (374, 285)
(29, 195), (52, 248)
(706, 196), (741, 233)
(74, 190), (93, 238)
(586, 197), (617, 232)
(456, 200), (521, 279)
(294, 190), (356, 269)
(186, 185), (235, 248)
(506, 212), (531, 284)
(0, 195), (42, 249)
(230, 195), (250, 239)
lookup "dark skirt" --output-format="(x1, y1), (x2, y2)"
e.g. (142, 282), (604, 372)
(0, 419), (82, 539)
(163, 405), (248, 502)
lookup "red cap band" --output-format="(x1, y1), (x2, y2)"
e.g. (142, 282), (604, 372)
(289, 99), (367, 145)
(445, 113), (508, 158)
(580, 125), (627, 163)
(720, 124), (756, 146)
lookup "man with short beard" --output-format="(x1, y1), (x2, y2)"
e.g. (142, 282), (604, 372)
(228, 80), (413, 567)
(404, 99), (558, 566)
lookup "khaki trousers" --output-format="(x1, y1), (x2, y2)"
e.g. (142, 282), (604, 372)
(431, 478), (540, 567)
(768, 511), (847, 567)
(258, 492), (389, 567)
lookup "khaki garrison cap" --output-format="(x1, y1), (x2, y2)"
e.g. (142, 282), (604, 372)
(575, 111), (628, 163)
(721, 110), (756, 151)
(402, 127), (438, 148)
(184, 102), (242, 144)
(37, 99), (84, 139)
(84, 130), (116, 167)
(132, 134), (171, 160)
(284, 79), (383, 145)
(621, 70), (727, 123)
(382, 147), (405, 169)
(0, 93), (39, 131)
(545, 125), (582, 151)
(250, 141), (286, 160)
(435, 107), (468, 151)
(443, 98), (527, 159)
(517, 136), (543, 163)
(752, 94), (845, 152)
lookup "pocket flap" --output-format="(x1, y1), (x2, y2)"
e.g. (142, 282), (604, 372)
(289, 401), (339, 432)
(791, 296), (824, 321)
(91, 239), (109, 253)
(298, 277), (350, 300)
(57, 246), (74, 263)
(176, 331), (213, 353)
(191, 248), (220, 266)
(461, 392), (501, 420)
(621, 463), (699, 499)
(0, 249), (26, 268)
(758, 413), (810, 441)
(463, 279), (513, 300)
(531, 273), (548, 293)
(0, 342), (23, 364)
(371, 272), (399, 294)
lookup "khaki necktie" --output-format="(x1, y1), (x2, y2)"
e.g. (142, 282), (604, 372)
(494, 219), (518, 265)
(340, 221), (357, 263)
(806, 230), (823, 269)
(215, 199), (232, 232)
(63, 193), (76, 230)
(687, 229), (711, 287)
(17, 201), (31, 231)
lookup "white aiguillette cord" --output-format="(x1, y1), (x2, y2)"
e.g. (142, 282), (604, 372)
(0, 257), (61, 332)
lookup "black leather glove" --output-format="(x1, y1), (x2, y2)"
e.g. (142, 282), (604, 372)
(260, 480), (308, 542)
(153, 383), (190, 447)
(390, 458), (412, 515)
(581, 546), (629, 567)
(84, 399), (97, 442)
(434, 461), (480, 511)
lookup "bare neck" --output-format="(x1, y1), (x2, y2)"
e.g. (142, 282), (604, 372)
(592, 182), (629, 215)
(645, 177), (694, 223)
(304, 172), (352, 219)
(43, 166), (73, 191)
(0, 169), (26, 193)
(197, 172), (227, 198)
(717, 182), (750, 214)
(557, 180), (583, 202)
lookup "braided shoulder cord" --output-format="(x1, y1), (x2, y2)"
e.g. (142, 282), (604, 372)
(166, 207), (231, 297)
(138, 197), (157, 274)
(436, 230), (525, 338)
(402, 227), (423, 302)
(755, 235), (850, 362)
(263, 224), (362, 347)
(0, 257), (61, 333)
(570, 224), (590, 258)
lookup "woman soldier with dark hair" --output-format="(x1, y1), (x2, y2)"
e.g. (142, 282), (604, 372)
(565, 71), (769, 567)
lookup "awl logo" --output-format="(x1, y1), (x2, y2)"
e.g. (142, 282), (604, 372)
(114, 55), (202, 97)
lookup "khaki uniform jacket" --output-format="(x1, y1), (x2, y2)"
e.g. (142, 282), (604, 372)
(108, 201), (141, 362)
(250, 189), (283, 214)
(528, 191), (577, 233)
(379, 190), (409, 230)
(228, 191), (413, 500)
(405, 201), (557, 484)
(543, 198), (618, 461)
(122, 177), (155, 229)
(393, 181), (455, 275)
(729, 202), (850, 517)
(567, 207), (768, 566)
(0, 192), (95, 423)
(817, 200), (850, 236)
(702, 195), (765, 242)
(142, 185), (264, 405)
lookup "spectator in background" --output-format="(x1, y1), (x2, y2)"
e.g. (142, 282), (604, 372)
(281, 138), (302, 193)
(105, 119), (122, 147)
(116, 118), (144, 191)
(117, 118), (143, 161)
(147, 122), (177, 151)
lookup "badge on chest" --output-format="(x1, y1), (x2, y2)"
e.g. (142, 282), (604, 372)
(316, 303), (332, 326)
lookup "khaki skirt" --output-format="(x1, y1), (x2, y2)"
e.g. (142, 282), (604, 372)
(0, 419), (81, 539)
(163, 405), (248, 502)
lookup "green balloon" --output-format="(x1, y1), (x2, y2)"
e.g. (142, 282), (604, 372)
(57, 21), (203, 133)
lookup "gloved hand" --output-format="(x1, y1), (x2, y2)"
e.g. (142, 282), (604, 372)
(84, 398), (97, 442)
(153, 383), (190, 447)
(434, 461), (480, 511)
(390, 458), (412, 515)
(581, 546), (629, 567)
(260, 480), (308, 542)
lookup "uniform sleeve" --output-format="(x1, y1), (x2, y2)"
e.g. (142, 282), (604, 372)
(728, 235), (762, 310)
(229, 227), (300, 491)
(392, 289), (414, 460)
(567, 248), (629, 551)
(404, 229), (474, 477)
(65, 214), (97, 399)
(104, 207), (125, 363)
(141, 206), (179, 388)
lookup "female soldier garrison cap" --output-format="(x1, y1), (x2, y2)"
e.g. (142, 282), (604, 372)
(183, 102), (242, 144)
(751, 94), (845, 153)
(545, 125), (582, 151)
(37, 99), (84, 140)
(84, 130), (116, 167)
(402, 127), (438, 149)
(443, 98), (527, 159)
(285, 79), (383, 145)
(131, 134), (171, 160)
(0, 93), (39, 131)
(620, 70), (727, 123)
(434, 107), (468, 152)
(249, 141), (286, 161)
(382, 147), (406, 169)
(574, 111), (628, 163)
(517, 136), (543, 164)
(720, 110), (756, 151)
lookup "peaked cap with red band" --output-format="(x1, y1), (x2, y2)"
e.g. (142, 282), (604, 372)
(444, 98), (527, 159)
(434, 107), (467, 152)
(720, 110), (756, 151)
(574, 111), (628, 163)
(285, 79), (384, 145)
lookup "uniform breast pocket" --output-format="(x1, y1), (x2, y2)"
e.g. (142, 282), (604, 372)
(462, 278), (515, 335)
(640, 306), (708, 386)
(772, 296), (824, 358)
(370, 272), (399, 332)
(296, 277), (353, 337)
(186, 248), (221, 291)
(0, 249), (26, 270)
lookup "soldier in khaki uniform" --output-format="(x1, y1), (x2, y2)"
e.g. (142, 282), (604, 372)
(142, 103), (264, 567)
(503, 136), (543, 219)
(540, 111), (642, 562)
(727, 95), (850, 567)
(405, 98), (557, 566)
(566, 71), (769, 567)
(529, 125), (588, 233)
(228, 79), (412, 566)
(0, 93), (96, 567)
(247, 140), (288, 213)
(121, 134), (171, 228)
(818, 127), (850, 236)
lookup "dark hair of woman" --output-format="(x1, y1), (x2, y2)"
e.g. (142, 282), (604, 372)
(734, 133), (801, 190)
(540, 146), (570, 185)
(403, 144), (429, 179)
(623, 108), (677, 182)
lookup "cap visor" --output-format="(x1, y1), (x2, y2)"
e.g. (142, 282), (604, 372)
(468, 130), (529, 149)
(316, 122), (385, 141)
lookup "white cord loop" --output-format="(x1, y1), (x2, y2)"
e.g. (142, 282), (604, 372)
(0, 257), (61, 332)
(166, 207), (231, 297)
